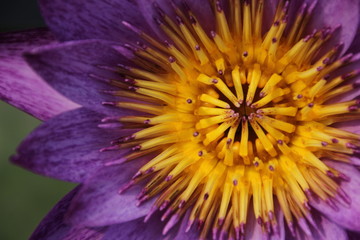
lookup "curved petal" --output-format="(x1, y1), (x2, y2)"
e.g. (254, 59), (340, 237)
(30, 186), (106, 240)
(333, 120), (360, 134)
(244, 210), (268, 240)
(284, 213), (348, 240)
(324, 57), (360, 105)
(137, 0), (214, 40)
(310, 161), (360, 231)
(311, 214), (348, 240)
(30, 187), (78, 240)
(173, 210), (202, 240)
(347, 0), (360, 54)
(65, 157), (156, 227)
(0, 28), (78, 120)
(25, 39), (139, 116)
(306, 0), (359, 53)
(245, 202), (285, 240)
(12, 108), (126, 183)
(38, 0), (154, 42)
(348, 27), (360, 54)
(103, 213), (166, 240)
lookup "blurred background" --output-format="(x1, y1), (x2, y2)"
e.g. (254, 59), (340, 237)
(0, 1), (75, 239)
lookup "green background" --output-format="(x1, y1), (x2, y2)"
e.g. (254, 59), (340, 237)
(0, 1), (75, 239)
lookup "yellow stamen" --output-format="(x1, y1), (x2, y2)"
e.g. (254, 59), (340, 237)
(108, 1), (360, 238)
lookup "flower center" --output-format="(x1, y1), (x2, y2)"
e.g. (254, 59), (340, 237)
(98, 0), (359, 238)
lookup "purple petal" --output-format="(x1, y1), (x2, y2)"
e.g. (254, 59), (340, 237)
(30, 187), (78, 240)
(310, 161), (360, 231)
(137, 0), (214, 39)
(328, 119), (360, 167)
(348, 26), (360, 54)
(65, 157), (156, 227)
(244, 210), (268, 240)
(103, 213), (166, 240)
(245, 202), (285, 240)
(30, 186), (106, 240)
(325, 58), (360, 104)
(347, 0), (360, 53)
(284, 213), (347, 240)
(173, 210), (201, 240)
(334, 120), (360, 135)
(12, 108), (126, 183)
(38, 0), (153, 42)
(310, 214), (348, 240)
(25, 39), (138, 116)
(0, 29), (78, 120)
(306, 0), (359, 53)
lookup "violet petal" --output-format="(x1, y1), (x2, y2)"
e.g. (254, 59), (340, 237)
(137, 0), (214, 39)
(38, 0), (153, 42)
(24, 39), (139, 116)
(103, 213), (166, 240)
(310, 214), (348, 240)
(12, 108), (126, 183)
(310, 161), (360, 231)
(173, 210), (203, 239)
(245, 201), (285, 240)
(65, 157), (156, 227)
(0, 29), (78, 120)
(284, 213), (348, 240)
(306, 0), (359, 53)
(30, 187), (78, 240)
(30, 186), (106, 240)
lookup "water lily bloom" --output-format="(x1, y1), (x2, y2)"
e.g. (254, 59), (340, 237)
(2, 0), (360, 239)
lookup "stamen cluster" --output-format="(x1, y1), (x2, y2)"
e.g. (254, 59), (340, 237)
(96, 0), (359, 239)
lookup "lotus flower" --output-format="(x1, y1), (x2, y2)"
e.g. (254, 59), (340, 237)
(1, 0), (360, 239)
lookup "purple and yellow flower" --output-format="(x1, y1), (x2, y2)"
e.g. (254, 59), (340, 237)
(1, 0), (360, 239)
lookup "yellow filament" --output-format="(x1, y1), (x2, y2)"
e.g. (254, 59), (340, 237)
(112, 1), (360, 238)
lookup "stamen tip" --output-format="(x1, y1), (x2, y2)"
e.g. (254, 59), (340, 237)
(327, 170), (335, 178)
(185, 220), (194, 232)
(268, 211), (274, 220)
(179, 200), (186, 208)
(132, 145), (142, 151)
(339, 173), (351, 182)
(304, 201), (311, 211)
(348, 105), (358, 111)
(176, 15), (184, 25)
(197, 220), (204, 230)
(168, 56), (176, 63)
(204, 193), (209, 200)
(218, 218), (224, 226)
(132, 171), (142, 179)
(212, 227), (219, 240)
(102, 101), (116, 106)
(165, 175), (173, 182)
(288, 222), (296, 236)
